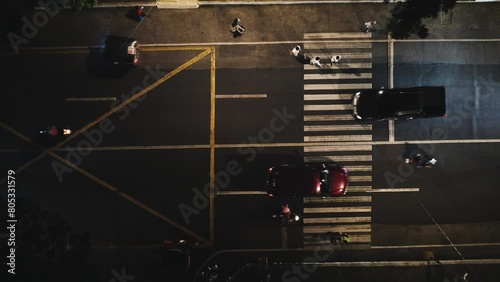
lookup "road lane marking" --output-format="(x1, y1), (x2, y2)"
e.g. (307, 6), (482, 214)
(304, 206), (372, 213)
(304, 94), (353, 101)
(304, 83), (372, 90)
(305, 196), (372, 203)
(304, 224), (371, 234)
(65, 97), (117, 102)
(48, 152), (210, 245)
(304, 32), (372, 40)
(370, 188), (419, 192)
(293, 259), (500, 267)
(304, 73), (372, 80)
(210, 47), (216, 243)
(305, 114), (355, 121)
(303, 216), (371, 224)
(304, 145), (372, 152)
(304, 124), (372, 131)
(217, 191), (267, 195)
(215, 94), (267, 99)
(304, 63), (372, 70)
(305, 155), (372, 162)
(304, 104), (352, 111)
(304, 135), (373, 142)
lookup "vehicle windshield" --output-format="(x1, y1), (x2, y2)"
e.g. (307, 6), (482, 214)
(320, 170), (330, 194)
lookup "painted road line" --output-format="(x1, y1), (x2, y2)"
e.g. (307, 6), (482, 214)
(303, 217), (371, 224)
(304, 63), (372, 70)
(304, 145), (372, 152)
(304, 73), (372, 80)
(215, 94), (267, 99)
(55, 144), (211, 151)
(305, 42), (372, 49)
(388, 119), (395, 142)
(304, 104), (352, 111)
(303, 224), (371, 234)
(217, 191), (267, 195)
(347, 185), (372, 192)
(295, 259), (500, 267)
(350, 175), (372, 182)
(304, 94), (353, 101)
(304, 234), (371, 244)
(304, 124), (372, 131)
(305, 135), (372, 142)
(304, 52), (373, 59)
(305, 155), (372, 162)
(304, 32), (372, 40)
(304, 83), (372, 90)
(304, 206), (372, 213)
(305, 196), (372, 204)
(304, 114), (355, 121)
(210, 47), (216, 243)
(372, 242), (500, 249)
(344, 166), (372, 172)
(370, 188), (419, 193)
(65, 97), (117, 102)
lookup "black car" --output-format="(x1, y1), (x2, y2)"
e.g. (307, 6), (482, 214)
(352, 86), (446, 120)
(103, 35), (140, 66)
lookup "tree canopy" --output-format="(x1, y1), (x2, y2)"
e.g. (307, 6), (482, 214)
(385, 0), (457, 39)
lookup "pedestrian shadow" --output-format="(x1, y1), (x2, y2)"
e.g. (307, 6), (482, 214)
(125, 9), (141, 22)
(294, 54), (311, 64)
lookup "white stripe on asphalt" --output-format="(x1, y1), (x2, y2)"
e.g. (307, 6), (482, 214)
(304, 124), (372, 131)
(216, 94), (267, 99)
(304, 155), (372, 162)
(65, 97), (116, 102)
(304, 196), (371, 204)
(303, 224), (371, 234)
(304, 104), (352, 111)
(388, 119), (395, 142)
(294, 259), (500, 267)
(217, 191), (267, 195)
(303, 217), (371, 224)
(305, 42), (372, 49)
(304, 52), (373, 59)
(304, 135), (372, 142)
(344, 166), (372, 172)
(347, 185), (372, 192)
(304, 63), (372, 70)
(304, 32), (372, 40)
(370, 188), (419, 193)
(304, 234), (371, 244)
(304, 114), (355, 121)
(304, 206), (371, 213)
(304, 83), (372, 90)
(304, 145), (372, 152)
(304, 73), (372, 80)
(304, 94), (353, 101)
(350, 175), (372, 182)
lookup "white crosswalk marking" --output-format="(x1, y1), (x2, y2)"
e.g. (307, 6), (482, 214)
(303, 32), (373, 247)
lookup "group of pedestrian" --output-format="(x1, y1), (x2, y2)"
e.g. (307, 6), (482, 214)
(290, 45), (343, 68)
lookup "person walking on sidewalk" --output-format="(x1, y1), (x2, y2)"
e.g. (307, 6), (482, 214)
(310, 56), (322, 68)
(136, 6), (145, 21)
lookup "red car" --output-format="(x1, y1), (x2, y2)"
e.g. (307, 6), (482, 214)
(266, 163), (348, 197)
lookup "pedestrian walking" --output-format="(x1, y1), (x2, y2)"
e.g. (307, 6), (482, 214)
(290, 45), (301, 57)
(231, 18), (246, 38)
(136, 6), (145, 21)
(330, 55), (341, 66)
(310, 56), (322, 68)
(364, 21), (377, 32)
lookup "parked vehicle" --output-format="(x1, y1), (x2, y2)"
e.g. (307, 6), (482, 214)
(352, 86), (446, 120)
(266, 163), (348, 197)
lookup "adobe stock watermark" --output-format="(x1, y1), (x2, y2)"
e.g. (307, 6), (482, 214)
(7, 0), (69, 54)
(178, 106), (297, 225)
(51, 65), (167, 182)
(109, 267), (135, 282)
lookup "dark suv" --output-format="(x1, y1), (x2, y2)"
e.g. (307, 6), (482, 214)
(266, 163), (348, 197)
(352, 86), (446, 120)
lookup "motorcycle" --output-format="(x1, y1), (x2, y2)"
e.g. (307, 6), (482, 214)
(39, 126), (72, 137)
(272, 212), (301, 225)
(405, 153), (437, 168)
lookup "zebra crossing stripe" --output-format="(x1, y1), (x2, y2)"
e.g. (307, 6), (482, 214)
(304, 104), (352, 111)
(304, 145), (372, 152)
(303, 52), (373, 59)
(303, 217), (371, 224)
(304, 32), (372, 40)
(304, 155), (372, 163)
(304, 206), (372, 213)
(304, 73), (372, 80)
(304, 83), (372, 90)
(344, 166), (372, 172)
(304, 234), (371, 244)
(347, 185), (372, 192)
(305, 42), (372, 49)
(350, 175), (372, 182)
(304, 196), (372, 203)
(304, 124), (372, 131)
(304, 63), (372, 70)
(304, 114), (355, 121)
(303, 224), (371, 234)
(304, 94), (353, 101)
